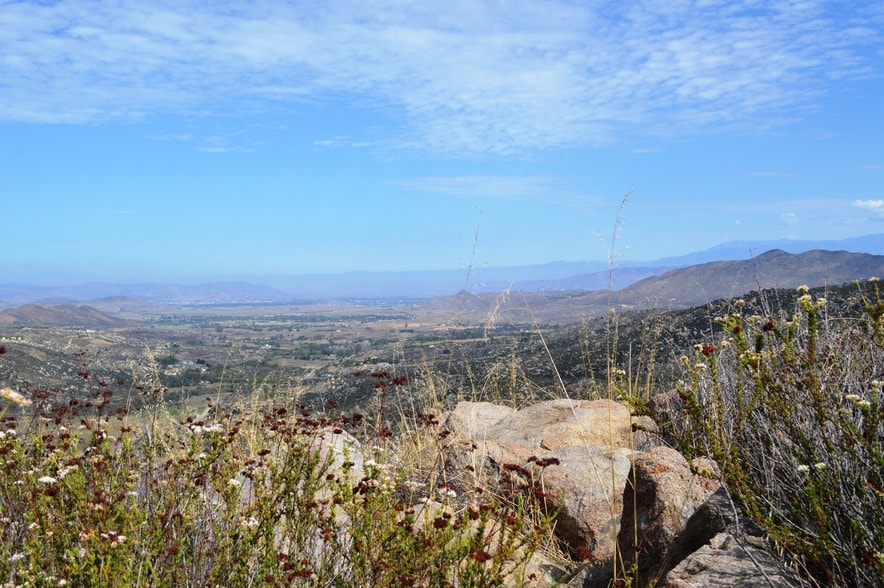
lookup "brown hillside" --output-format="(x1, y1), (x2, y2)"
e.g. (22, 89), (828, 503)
(615, 249), (884, 307)
(0, 304), (131, 328)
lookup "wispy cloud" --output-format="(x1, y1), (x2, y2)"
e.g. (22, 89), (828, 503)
(149, 133), (195, 142)
(751, 170), (804, 179)
(394, 175), (592, 206)
(313, 136), (377, 149)
(854, 199), (884, 216)
(196, 135), (253, 153)
(1, 1), (881, 155)
(779, 211), (799, 225)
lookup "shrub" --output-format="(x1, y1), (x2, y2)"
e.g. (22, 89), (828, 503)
(677, 282), (884, 586)
(0, 388), (553, 586)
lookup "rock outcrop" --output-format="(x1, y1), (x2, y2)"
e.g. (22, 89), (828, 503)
(440, 398), (800, 588)
(616, 446), (720, 586)
(443, 398), (640, 563)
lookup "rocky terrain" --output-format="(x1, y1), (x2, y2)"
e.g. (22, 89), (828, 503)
(307, 397), (802, 586)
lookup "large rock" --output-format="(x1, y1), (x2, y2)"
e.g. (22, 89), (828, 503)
(616, 447), (720, 587)
(442, 399), (644, 564)
(485, 398), (634, 450)
(444, 401), (515, 441)
(661, 532), (797, 587)
(654, 486), (800, 587)
(533, 445), (634, 562)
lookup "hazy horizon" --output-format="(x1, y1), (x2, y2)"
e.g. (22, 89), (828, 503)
(3, 1), (883, 283)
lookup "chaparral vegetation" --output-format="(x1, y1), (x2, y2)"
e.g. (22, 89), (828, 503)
(1, 280), (882, 587)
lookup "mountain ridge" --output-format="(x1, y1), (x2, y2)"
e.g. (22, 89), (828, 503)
(2, 234), (884, 304)
(0, 304), (132, 328)
(612, 248), (884, 308)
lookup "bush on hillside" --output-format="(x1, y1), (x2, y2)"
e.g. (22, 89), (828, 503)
(676, 281), (884, 586)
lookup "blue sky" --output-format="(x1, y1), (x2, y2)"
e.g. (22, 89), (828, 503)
(2, 0), (883, 284)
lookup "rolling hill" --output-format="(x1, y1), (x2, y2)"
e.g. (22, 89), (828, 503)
(0, 304), (131, 328)
(613, 249), (884, 307)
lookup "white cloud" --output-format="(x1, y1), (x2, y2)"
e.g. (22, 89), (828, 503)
(313, 136), (377, 149)
(779, 212), (799, 225)
(1, 0), (881, 155)
(394, 175), (594, 206)
(853, 199), (884, 215)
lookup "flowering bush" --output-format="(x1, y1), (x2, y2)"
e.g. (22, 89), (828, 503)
(0, 382), (552, 587)
(677, 281), (884, 586)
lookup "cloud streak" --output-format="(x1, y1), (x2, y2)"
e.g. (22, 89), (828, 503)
(394, 175), (593, 206)
(854, 199), (884, 216)
(1, 0), (881, 155)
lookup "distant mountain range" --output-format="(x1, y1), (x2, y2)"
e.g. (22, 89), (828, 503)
(422, 249), (884, 319)
(2, 234), (884, 306)
(2, 248), (882, 326)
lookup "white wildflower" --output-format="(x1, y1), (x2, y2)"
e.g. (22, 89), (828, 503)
(813, 462), (826, 470)
(797, 464), (810, 473)
(870, 277), (879, 283)
(846, 395), (871, 408)
(8, 553), (25, 564)
(228, 478), (242, 488)
(38, 476), (58, 484)
(28, 522), (38, 530)
(364, 459), (378, 468)
(797, 285), (810, 294)
(58, 465), (78, 480)
(816, 297), (826, 306)
(798, 294), (813, 304)
(242, 516), (259, 529)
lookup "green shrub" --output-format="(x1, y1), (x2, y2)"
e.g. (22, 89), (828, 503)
(677, 282), (884, 586)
